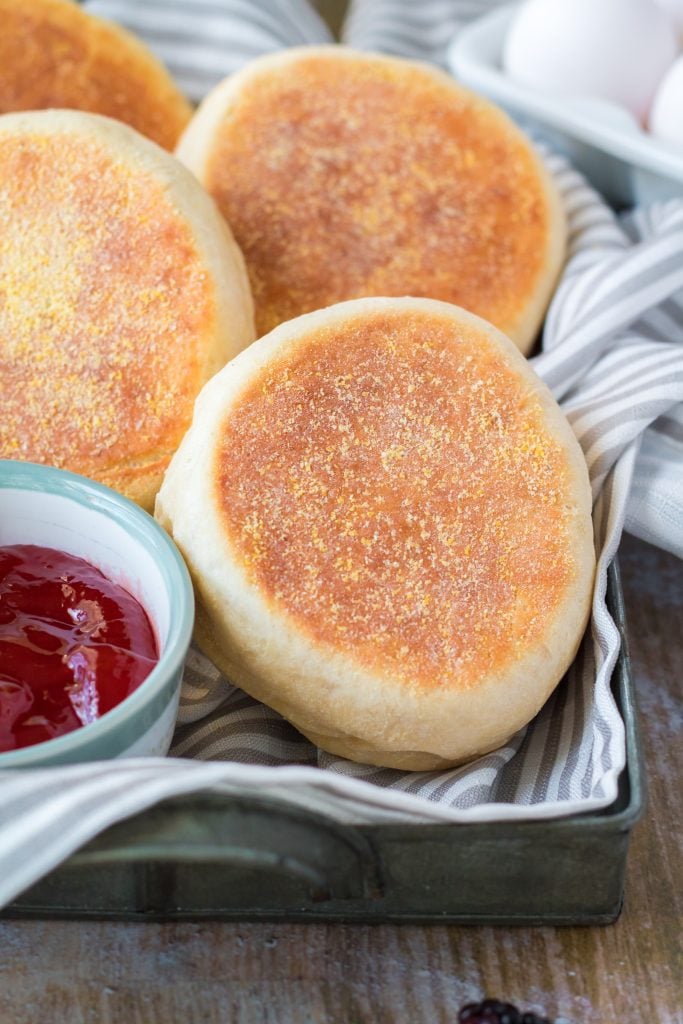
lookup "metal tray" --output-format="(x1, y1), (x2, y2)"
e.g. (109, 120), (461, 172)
(3, 561), (644, 925)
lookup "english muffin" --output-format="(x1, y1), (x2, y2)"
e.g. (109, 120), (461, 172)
(0, 0), (191, 149)
(0, 109), (255, 510)
(156, 297), (594, 769)
(176, 47), (566, 352)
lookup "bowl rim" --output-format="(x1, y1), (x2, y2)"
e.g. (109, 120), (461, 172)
(0, 459), (194, 767)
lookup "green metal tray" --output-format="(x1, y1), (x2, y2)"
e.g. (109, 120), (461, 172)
(4, 561), (644, 925)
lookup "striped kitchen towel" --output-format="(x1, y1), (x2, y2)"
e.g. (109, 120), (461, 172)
(0, 0), (681, 909)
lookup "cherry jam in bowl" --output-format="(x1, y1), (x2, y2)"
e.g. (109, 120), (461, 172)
(0, 460), (193, 767)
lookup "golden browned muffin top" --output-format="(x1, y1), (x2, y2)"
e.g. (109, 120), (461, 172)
(0, 130), (214, 488)
(0, 0), (191, 149)
(203, 51), (557, 342)
(215, 307), (578, 691)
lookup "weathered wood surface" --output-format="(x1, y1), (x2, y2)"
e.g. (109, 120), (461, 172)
(0, 534), (680, 1024)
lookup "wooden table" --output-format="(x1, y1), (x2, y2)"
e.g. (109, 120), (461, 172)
(0, 533), (680, 1024)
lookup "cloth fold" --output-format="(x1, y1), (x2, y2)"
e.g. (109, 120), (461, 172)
(0, 0), (680, 910)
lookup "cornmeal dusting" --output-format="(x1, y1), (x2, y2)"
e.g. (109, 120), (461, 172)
(0, 1), (189, 149)
(207, 55), (550, 337)
(0, 132), (213, 483)
(216, 310), (577, 691)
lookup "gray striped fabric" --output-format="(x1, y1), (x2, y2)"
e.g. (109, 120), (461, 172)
(86, 0), (333, 100)
(0, 0), (681, 910)
(343, 0), (492, 65)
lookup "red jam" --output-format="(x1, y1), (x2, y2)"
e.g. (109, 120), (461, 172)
(0, 544), (159, 753)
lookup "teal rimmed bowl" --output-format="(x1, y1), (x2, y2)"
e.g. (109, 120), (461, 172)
(0, 460), (194, 767)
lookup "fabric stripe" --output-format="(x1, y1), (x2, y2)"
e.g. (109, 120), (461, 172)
(85, 0), (333, 99)
(343, 0), (475, 64)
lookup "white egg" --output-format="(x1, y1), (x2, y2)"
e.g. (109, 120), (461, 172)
(650, 55), (683, 147)
(652, 0), (683, 36)
(503, 0), (678, 122)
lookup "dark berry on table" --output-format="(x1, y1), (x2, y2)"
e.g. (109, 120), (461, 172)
(458, 1000), (520, 1023)
(458, 999), (552, 1024)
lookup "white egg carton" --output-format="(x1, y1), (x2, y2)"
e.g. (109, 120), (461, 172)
(447, 3), (683, 208)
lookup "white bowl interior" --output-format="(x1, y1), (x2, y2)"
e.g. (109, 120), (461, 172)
(448, 3), (683, 206)
(0, 488), (171, 651)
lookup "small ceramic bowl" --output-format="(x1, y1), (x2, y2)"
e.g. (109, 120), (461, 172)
(0, 460), (194, 768)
